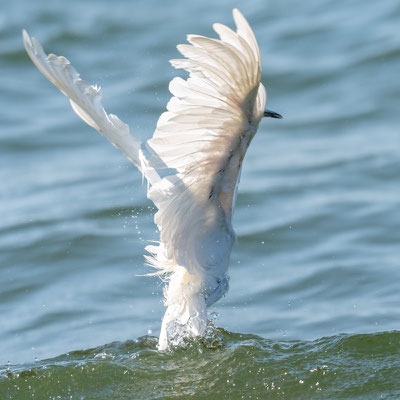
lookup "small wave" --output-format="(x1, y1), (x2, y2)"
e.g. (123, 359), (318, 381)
(1, 330), (399, 399)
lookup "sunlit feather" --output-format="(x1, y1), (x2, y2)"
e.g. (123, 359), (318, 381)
(23, 9), (270, 350)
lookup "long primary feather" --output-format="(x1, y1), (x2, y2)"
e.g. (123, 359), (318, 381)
(22, 29), (148, 176)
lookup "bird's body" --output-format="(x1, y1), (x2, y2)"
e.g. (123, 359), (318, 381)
(23, 9), (281, 350)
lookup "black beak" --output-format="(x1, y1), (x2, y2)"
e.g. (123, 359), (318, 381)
(264, 109), (283, 119)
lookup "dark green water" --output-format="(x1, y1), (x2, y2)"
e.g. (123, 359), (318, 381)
(1, 0), (400, 398)
(2, 330), (400, 399)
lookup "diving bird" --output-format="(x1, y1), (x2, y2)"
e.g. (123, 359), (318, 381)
(23, 9), (282, 350)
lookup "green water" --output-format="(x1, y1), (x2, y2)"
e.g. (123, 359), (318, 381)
(2, 330), (400, 399)
(1, 0), (400, 398)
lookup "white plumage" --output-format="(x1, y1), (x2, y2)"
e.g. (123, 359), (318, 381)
(23, 9), (280, 350)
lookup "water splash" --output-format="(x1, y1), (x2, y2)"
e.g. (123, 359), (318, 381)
(1, 331), (400, 399)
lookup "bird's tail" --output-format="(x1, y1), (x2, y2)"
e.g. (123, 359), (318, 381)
(157, 265), (207, 350)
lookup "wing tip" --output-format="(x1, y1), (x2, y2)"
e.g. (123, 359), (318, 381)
(232, 8), (243, 22)
(22, 29), (33, 51)
(232, 8), (240, 16)
(232, 8), (247, 30)
(212, 22), (226, 35)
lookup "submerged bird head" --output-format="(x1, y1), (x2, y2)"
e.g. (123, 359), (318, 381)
(204, 274), (230, 307)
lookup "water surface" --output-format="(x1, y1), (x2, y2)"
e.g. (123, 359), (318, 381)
(1, 0), (399, 398)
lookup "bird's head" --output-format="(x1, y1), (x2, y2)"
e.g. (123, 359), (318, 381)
(203, 274), (230, 307)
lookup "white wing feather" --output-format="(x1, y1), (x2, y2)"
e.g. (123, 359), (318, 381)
(22, 9), (266, 281)
(23, 9), (269, 349)
(146, 9), (267, 276)
(22, 29), (145, 173)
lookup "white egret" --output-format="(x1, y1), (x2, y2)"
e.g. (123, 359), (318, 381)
(23, 9), (282, 350)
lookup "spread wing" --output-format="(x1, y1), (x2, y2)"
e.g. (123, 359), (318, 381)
(22, 29), (145, 172)
(23, 10), (267, 278)
(146, 9), (267, 275)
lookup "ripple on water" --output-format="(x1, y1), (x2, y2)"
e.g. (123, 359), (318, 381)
(1, 330), (400, 399)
